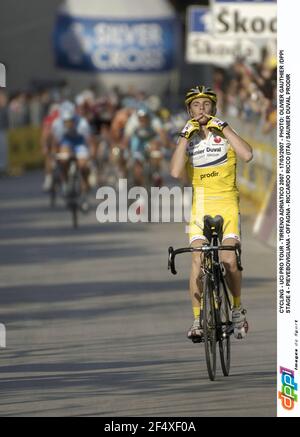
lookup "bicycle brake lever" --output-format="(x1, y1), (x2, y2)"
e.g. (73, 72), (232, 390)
(235, 245), (243, 271)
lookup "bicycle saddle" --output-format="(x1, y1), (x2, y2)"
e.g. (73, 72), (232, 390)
(203, 215), (224, 243)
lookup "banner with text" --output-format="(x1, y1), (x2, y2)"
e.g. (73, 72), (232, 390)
(186, 6), (260, 65)
(54, 14), (179, 73)
(210, 0), (276, 39)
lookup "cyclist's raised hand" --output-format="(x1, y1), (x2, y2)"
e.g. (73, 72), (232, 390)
(179, 118), (200, 140)
(206, 115), (228, 133)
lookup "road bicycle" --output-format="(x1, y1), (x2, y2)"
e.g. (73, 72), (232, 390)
(168, 215), (243, 381)
(48, 154), (62, 208)
(64, 156), (82, 229)
(48, 153), (82, 228)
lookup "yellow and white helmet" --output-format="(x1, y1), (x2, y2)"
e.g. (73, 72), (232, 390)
(185, 85), (217, 106)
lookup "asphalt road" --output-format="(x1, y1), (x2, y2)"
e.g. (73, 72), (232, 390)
(0, 171), (276, 417)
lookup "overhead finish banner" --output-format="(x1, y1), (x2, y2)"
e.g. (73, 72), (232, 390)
(210, 0), (277, 39)
(53, 14), (179, 73)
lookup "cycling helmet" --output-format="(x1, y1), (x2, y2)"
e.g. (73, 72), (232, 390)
(185, 86), (217, 106)
(61, 109), (76, 121)
(60, 100), (75, 114)
(137, 108), (150, 118)
(75, 93), (86, 107)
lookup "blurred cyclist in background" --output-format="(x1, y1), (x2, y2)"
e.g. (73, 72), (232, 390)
(52, 103), (93, 211)
(41, 103), (60, 191)
(109, 106), (134, 184)
(124, 107), (167, 187)
(126, 108), (157, 186)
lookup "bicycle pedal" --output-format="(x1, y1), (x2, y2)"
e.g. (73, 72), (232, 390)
(220, 330), (229, 339)
(233, 324), (248, 339)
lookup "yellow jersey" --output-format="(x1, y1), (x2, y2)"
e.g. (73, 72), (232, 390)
(185, 130), (239, 200)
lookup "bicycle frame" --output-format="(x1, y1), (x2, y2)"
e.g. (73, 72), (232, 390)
(204, 233), (234, 315)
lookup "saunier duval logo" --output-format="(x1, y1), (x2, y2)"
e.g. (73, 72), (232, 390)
(0, 62), (6, 87)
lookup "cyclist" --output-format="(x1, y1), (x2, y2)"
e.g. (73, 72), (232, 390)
(53, 106), (91, 211)
(124, 108), (166, 186)
(110, 106), (134, 182)
(41, 103), (60, 191)
(170, 85), (253, 341)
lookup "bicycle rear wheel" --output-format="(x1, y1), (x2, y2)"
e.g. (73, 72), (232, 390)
(67, 162), (81, 229)
(71, 203), (78, 229)
(218, 278), (231, 376)
(49, 186), (57, 208)
(49, 163), (61, 208)
(49, 173), (59, 208)
(203, 274), (217, 381)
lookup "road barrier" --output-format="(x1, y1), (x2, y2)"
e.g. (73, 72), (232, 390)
(227, 116), (276, 246)
(8, 126), (43, 174)
(237, 138), (276, 208)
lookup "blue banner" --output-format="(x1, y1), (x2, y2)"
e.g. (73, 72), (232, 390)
(53, 14), (179, 73)
(189, 8), (207, 33)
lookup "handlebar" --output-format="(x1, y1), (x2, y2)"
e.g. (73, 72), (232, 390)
(54, 152), (78, 161)
(168, 244), (243, 275)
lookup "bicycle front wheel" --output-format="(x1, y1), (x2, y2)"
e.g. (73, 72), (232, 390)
(218, 278), (231, 377)
(203, 274), (217, 381)
(67, 164), (81, 229)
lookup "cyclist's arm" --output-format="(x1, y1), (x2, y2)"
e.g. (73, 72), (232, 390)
(40, 125), (51, 154)
(170, 136), (188, 179)
(152, 117), (169, 147)
(222, 126), (253, 162)
(155, 126), (170, 148)
(121, 116), (136, 150)
(50, 133), (60, 154)
(86, 134), (98, 158)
